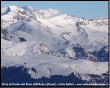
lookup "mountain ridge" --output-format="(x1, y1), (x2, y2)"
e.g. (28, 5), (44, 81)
(1, 5), (108, 85)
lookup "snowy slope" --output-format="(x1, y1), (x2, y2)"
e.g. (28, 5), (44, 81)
(1, 54), (108, 79)
(1, 5), (108, 81)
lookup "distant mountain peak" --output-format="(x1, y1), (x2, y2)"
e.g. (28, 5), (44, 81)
(22, 5), (37, 12)
(1, 5), (24, 15)
(7, 5), (19, 10)
(4, 5), (19, 11)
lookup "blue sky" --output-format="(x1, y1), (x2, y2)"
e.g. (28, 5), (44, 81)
(1, 1), (108, 18)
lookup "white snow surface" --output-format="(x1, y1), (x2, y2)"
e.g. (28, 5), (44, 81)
(1, 54), (108, 79)
(1, 5), (108, 51)
(1, 5), (108, 79)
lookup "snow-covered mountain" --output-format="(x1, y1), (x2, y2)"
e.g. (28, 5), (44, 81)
(1, 5), (108, 86)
